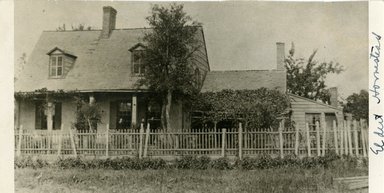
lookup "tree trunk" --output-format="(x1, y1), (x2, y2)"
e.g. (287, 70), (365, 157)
(161, 103), (166, 130)
(165, 89), (172, 131)
(87, 118), (93, 132)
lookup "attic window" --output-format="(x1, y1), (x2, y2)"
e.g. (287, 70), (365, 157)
(129, 43), (146, 76)
(132, 50), (145, 75)
(50, 56), (63, 77)
(47, 47), (77, 78)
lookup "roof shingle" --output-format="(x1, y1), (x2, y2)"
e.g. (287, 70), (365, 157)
(201, 70), (286, 93)
(15, 28), (208, 93)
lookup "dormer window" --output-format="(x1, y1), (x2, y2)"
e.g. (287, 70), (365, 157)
(129, 43), (146, 76)
(50, 56), (63, 77)
(47, 47), (77, 78)
(132, 50), (145, 75)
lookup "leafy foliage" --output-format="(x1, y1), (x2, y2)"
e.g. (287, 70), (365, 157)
(14, 156), (49, 169)
(15, 88), (80, 101)
(175, 155), (211, 169)
(138, 3), (201, 130)
(342, 90), (368, 120)
(73, 97), (102, 131)
(16, 153), (363, 171)
(285, 43), (344, 103)
(192, 88), (290, 129)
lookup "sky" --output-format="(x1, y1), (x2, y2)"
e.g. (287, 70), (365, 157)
(14, 0), (368, 99)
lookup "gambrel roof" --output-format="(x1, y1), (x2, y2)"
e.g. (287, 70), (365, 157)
(15, 27), (209, 92)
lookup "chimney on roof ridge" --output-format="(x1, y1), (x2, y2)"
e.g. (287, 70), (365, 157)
(100, 6), (117, 39)
(276, 42), (285, 70)
(329, 87), (339, 108)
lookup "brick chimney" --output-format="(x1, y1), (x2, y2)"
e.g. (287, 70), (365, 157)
(100, 6), (117, 39)
(329, 87), (338, 107)
(276, 42), (285, 70)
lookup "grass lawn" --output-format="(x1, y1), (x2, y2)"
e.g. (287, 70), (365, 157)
(15, 167), (368, 193)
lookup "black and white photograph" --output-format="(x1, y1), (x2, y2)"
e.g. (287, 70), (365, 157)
(7, 0), (375, 192)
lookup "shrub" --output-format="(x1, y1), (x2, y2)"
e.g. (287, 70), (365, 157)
(57, 157), (86, 169)
(15, 156), (48, 169)
(256, 154), (275, 169)
(141, 157), (167, 169)
(234, 157), (256, 170)
(280, 154), (300, 168)
(175, 155), (197, 169)
(209, 157), (231, 170)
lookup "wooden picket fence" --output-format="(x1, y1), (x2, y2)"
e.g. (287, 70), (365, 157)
(15, 119), (368, 158)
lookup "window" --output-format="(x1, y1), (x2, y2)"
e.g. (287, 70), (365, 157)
(35, 102), (61, 130)
(116, 101), (132, 129)
(132, 50), (145, 75)
(53, 103), (62, 130)
(50, 56), (64, 77)
(305, 113), (320, 131)
(35, 102), (47, 130)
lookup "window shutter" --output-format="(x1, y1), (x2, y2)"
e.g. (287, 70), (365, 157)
(53, 103), (62, 130)
(110, 101), (117, 129)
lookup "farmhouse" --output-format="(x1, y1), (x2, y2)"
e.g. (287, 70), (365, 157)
(14, 6), (209, 132)
(14, 6), (343, 133)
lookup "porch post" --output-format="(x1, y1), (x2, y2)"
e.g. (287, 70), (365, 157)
(47, 102), (54, 131)
(132, 95), (137, 128)
(89, 95), (96, 105)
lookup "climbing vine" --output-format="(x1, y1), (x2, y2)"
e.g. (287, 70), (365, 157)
(14, 88), (81, 101)
(192, 88), (290, 129)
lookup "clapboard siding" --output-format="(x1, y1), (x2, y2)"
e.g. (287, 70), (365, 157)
(290, 94), (343, 131)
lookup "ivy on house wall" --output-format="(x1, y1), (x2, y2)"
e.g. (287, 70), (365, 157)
(192, 88), (290, 129)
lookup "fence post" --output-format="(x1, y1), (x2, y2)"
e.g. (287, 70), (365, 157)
(238, 123), (243, 160)
(353, 120), (359, 156)
(139, 123), (144, 159)
(221, 128), (226, 157)
(106, 124), (109, 157)
(364, 120), (369, 155)
(279, 121), (284, 158)
(306, 123), (311, 157)
(321, 113), (327, 156)
(57, 124), (63, 157)
(347, 120), (353, 155)
(295, 124), (299, 156)
(360, 119), (367, 157)
(69, 128), (77, 157)
(144, 123), (150, 158)
(339, 121), (344, 155)
(333, 121), (338, 155)
(343, 121), (348, 155)
(316, 121), (320, 156)
(16, 125), (23, 157)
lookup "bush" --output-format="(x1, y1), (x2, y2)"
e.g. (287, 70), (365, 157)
(256, 154), (275, 169)
(15, 156), (48, 169)
(57, 157), (86, 169)
(209, 157), (231, 170)
(175, 155), (210, 169)
(15, 153), (364, 171)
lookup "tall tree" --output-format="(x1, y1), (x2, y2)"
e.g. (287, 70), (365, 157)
(139, 4), (201, 131)
(343, 90), (368, 120)
(285, 43), (344, 103)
